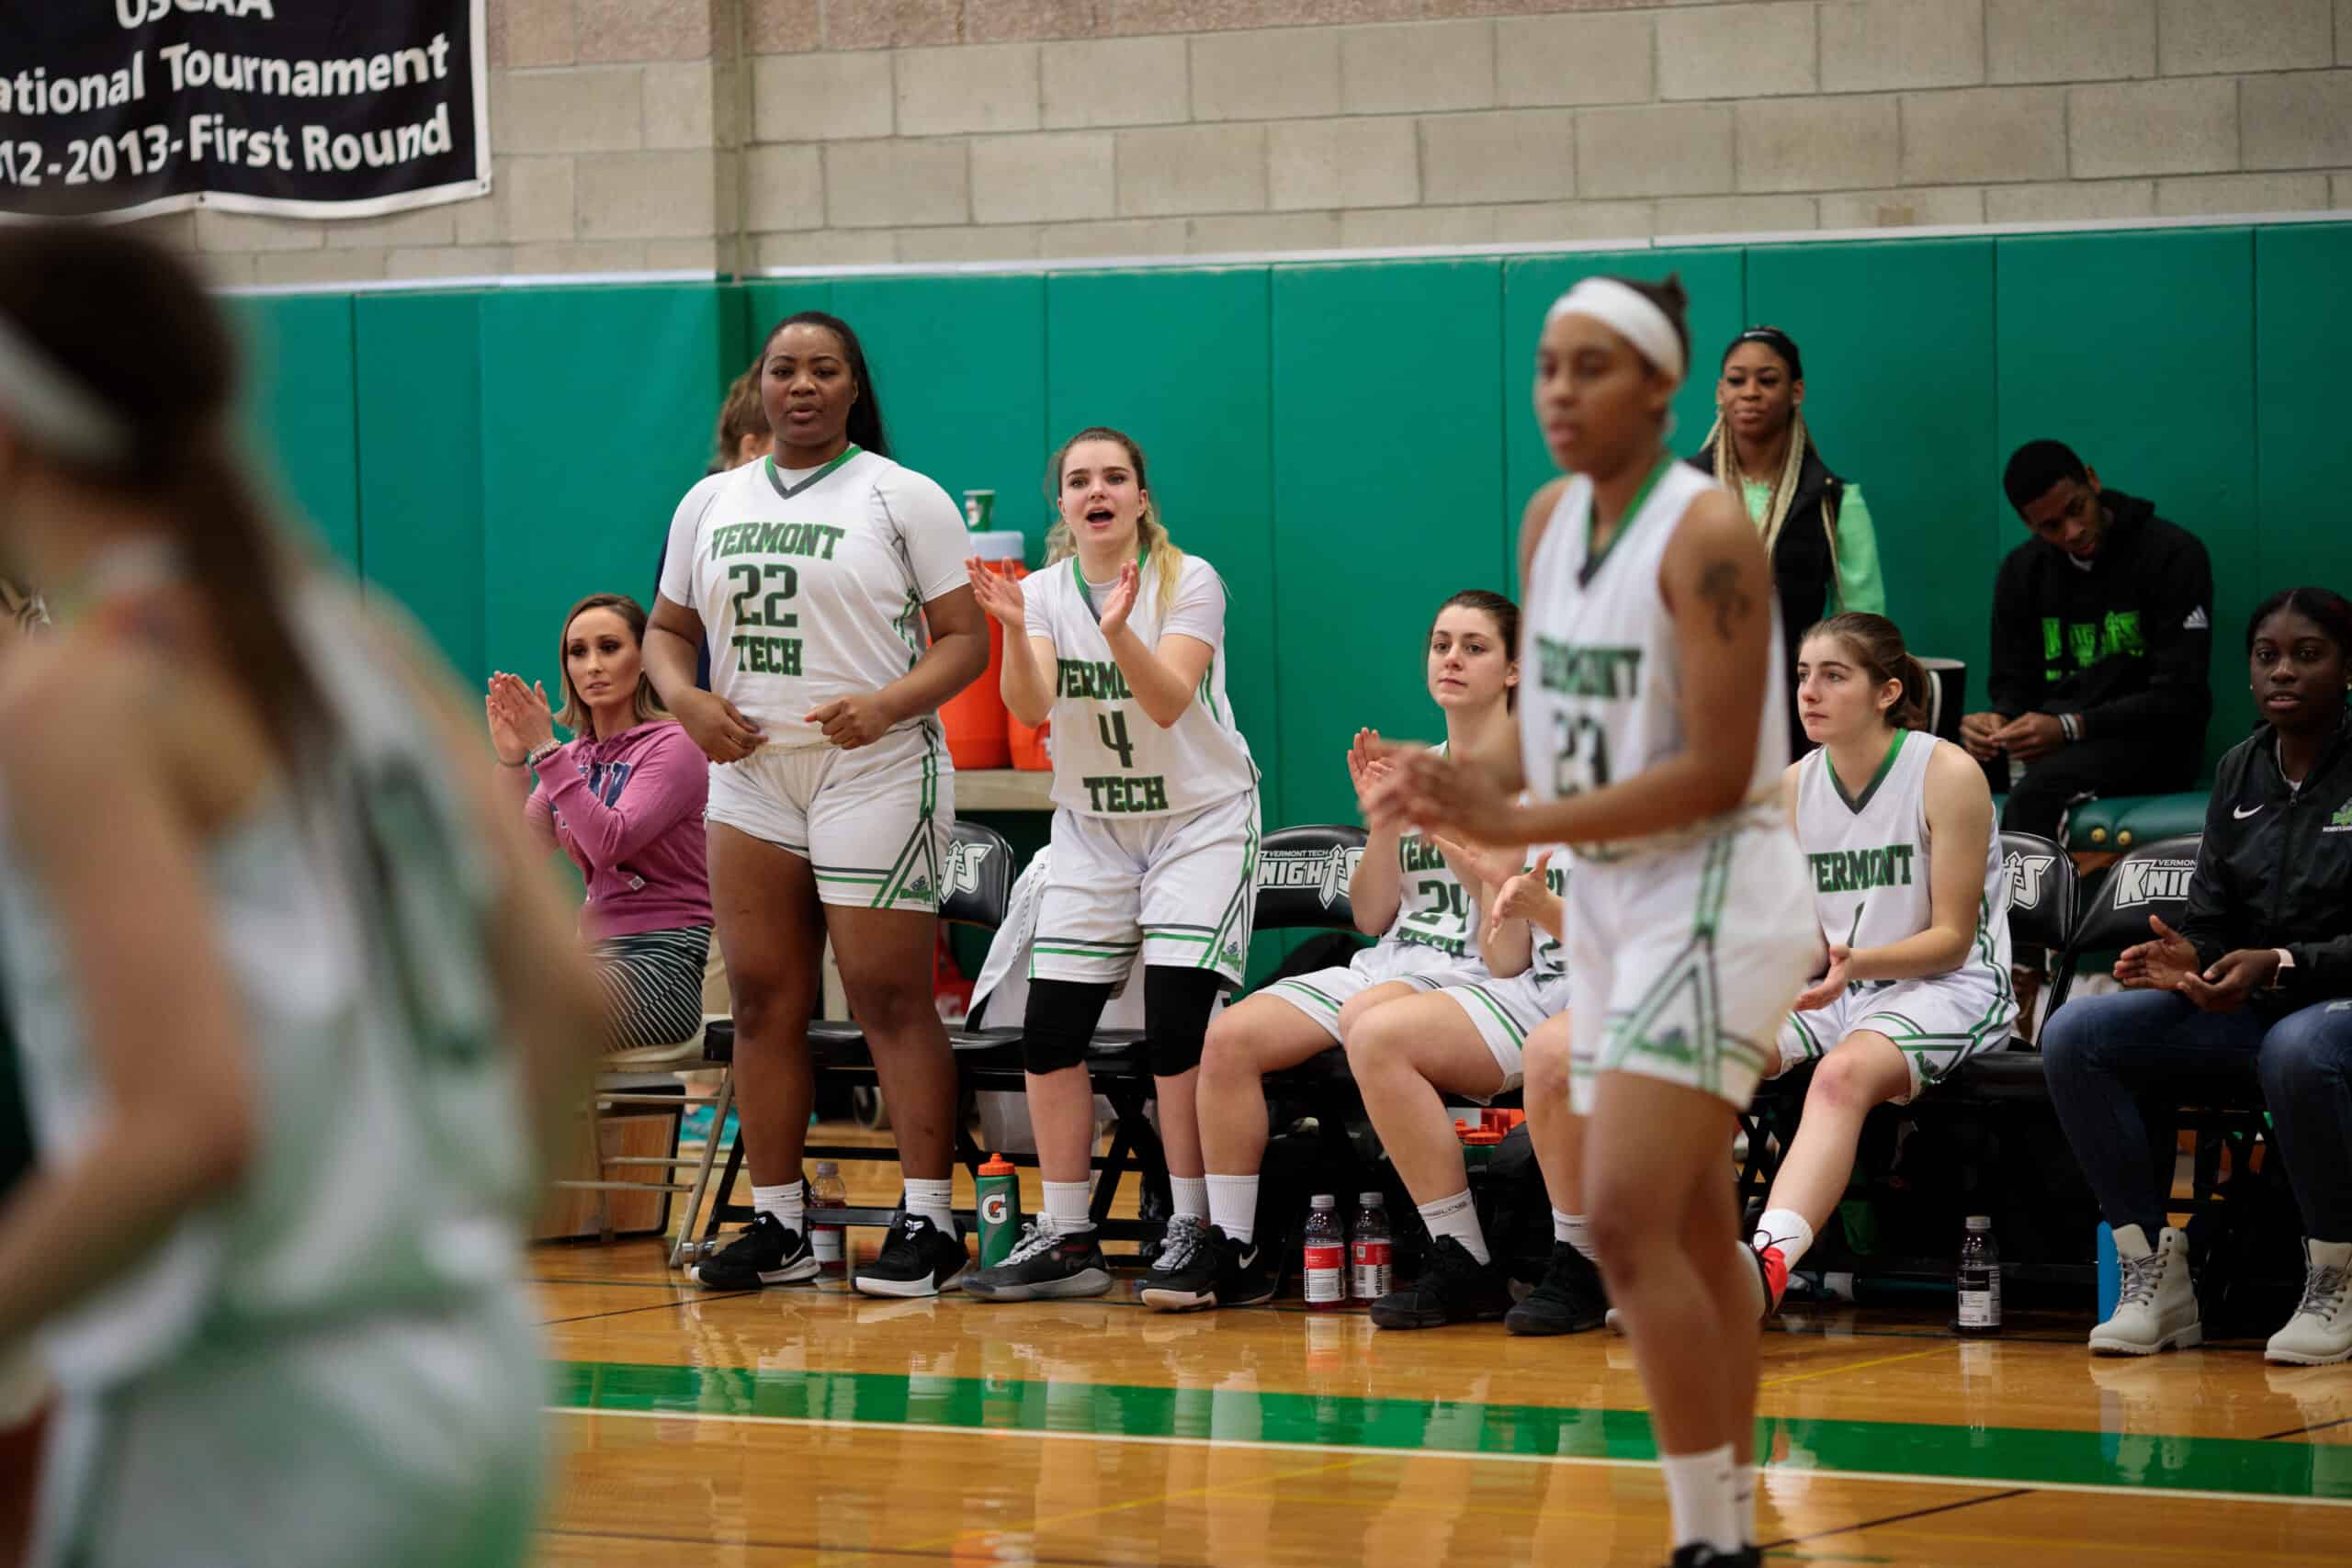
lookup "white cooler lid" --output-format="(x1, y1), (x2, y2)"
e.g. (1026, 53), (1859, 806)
(967, 529), (1026, 563)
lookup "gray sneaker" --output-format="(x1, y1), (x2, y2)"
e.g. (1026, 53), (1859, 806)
(962, 1223), (1113, 1302)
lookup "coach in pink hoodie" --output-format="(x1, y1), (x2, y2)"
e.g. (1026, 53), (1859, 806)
(489, 592), (714, 1052)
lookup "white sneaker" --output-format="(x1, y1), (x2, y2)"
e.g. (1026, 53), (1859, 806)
(2089, 1224), (2202, 1356)
(2265, 1239), (2352, 1366)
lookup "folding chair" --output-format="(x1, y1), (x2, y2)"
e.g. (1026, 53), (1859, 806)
(693, 819), (1023, 1244)
(550, 938), (738, 1264)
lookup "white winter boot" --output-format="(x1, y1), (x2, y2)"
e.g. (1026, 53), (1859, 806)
(2089, 1224), (2202, 1356)
(2265, 1239), (2352, 1366)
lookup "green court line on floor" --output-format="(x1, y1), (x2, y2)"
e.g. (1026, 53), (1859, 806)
(548, 1360), (2352, 1508)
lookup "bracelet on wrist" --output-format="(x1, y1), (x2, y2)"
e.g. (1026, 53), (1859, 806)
(525, 739), (564, 770)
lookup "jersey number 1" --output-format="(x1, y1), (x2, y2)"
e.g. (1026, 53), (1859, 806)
(1098, 710), (1136, 770)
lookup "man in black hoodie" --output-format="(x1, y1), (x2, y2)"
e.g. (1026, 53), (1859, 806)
(1960, 440), (2214, 840)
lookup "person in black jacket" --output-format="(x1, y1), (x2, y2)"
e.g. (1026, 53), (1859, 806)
(2041, 586), (2352, 1366)
(1961, 440), (2213, 840)
(1690, 325), (1887, 761)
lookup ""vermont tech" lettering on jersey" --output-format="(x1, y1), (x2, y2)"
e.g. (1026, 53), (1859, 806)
(1057, 659), (1135, 701)
(1808, 843), (1917, 894)
(1535, 639), (1644, 698)
(707, 520), (847, 563)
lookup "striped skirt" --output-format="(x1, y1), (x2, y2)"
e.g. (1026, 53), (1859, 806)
(590, 925), (713, 1053)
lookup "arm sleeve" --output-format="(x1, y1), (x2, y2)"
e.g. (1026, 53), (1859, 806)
(530, 728), (708, 866)
(1020, 570), (1057, 655)
(1161, 558), (1228, 649)
(2178, 783), (2238, 971)
(879, 468), (973, 605)
(2078, 533), (2214, 739)
(658, 476), (724, 610)
(1829, 485), (1885, 615)
(522, 780), (559, 854)
(1984, 552), (2041, 716)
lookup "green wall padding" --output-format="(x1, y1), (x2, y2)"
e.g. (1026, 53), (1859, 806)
(233, 293), (360, 570)
(477, 286), (730, 695)
(1745, 239), (2001, 693)
(1995, 228), (2258, 758)
(825, 275), (1048, 537)
(1270, 259), (1506, 834)
(353, 290), (487, 690)
(2255, 226), (2352, 612)
(227, 220), (2352, 853)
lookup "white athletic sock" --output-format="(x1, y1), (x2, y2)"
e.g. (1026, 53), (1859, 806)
(754, 1180), (804, 1235)
(1042, 1179), (1093, 1235)
(1207, 1174), (1259, 1244)
(1735, 1464), (1758, 1546)
(1418, 1190), (1490, 1265)
(904, 1177), (956, 1234)
(1554, 1209), (1600, 1264)
(1754, 1207), (1816, 1269)
(1169, 1175), (1209, 1222)
(1658, 1444), (1742, 1555)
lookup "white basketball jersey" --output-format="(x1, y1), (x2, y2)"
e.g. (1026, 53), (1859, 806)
(0, 581), (532, 1394)
(1796, 729), (2013, 975)
(1021, 553), (1258, 818)
(1521, 458), (1788, 862)
(1387, 750), (1473, 961)
(659, 447), (969, 749)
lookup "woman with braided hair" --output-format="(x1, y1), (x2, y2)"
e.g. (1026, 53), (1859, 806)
(1690, 326), (1885, 758)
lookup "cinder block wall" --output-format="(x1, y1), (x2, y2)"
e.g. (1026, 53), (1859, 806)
(175, 0), (2352, 285)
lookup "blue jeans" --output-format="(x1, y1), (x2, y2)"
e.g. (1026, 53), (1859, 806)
(2041, 988), (2352, 1242)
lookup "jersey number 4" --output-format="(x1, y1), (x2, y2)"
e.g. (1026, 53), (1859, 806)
(1097, 710), (1136, 770)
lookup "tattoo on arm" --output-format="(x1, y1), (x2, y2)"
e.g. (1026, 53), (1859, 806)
(1696, 560), (1754, 644)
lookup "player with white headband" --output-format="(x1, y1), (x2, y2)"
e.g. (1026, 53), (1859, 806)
(1369, 273), (1814, 1568)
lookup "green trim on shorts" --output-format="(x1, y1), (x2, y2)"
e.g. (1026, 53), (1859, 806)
(1200, 804), (1260, 973)
(1272, 978), (1344, 1016)
(1453, 984), (1527, 1048)
(1598, 833), (1775, 1091)
(870, 731), (944, 908)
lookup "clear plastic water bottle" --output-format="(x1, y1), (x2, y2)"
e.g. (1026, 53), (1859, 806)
(1955, 1213), (2001, 1335)
(1303, 1194), (1345, 1309)
(1350, 1191), (1393, 1302)
(808, 1161), (849, 1275)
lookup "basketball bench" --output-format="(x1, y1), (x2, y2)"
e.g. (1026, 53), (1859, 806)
(1738, 830), (2301, 1297)
(689, 822), (1379, 1254)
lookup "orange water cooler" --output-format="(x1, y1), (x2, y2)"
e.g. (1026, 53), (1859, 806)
(942, 527), (1026, 771)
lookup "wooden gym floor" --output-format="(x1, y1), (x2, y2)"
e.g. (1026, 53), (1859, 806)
(533, 1126), (2351, 1567)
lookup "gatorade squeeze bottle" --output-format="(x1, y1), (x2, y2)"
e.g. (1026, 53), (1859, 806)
(977, 1153), (1022, 1269)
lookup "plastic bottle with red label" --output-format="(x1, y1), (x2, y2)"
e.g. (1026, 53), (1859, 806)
(1350, 1191), (1393, 1302)
(1303, 1194), (1345, 1309)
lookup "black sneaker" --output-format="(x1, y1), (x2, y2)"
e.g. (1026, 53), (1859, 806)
(1506, 1240), (1611, 1336)
(853, 1213), (968, 1298)
(962, 1223), (1113, 1302)
(687, 1212), (817, 1291)
(1665, 1547), (1758, 1567)
(1140, 1223), (1275, 1312)
(1369, 1236), (1510, 1329)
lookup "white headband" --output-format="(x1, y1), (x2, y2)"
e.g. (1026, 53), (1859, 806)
(1546, 277), (1686, 388)
(0, 312), (131, 467)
